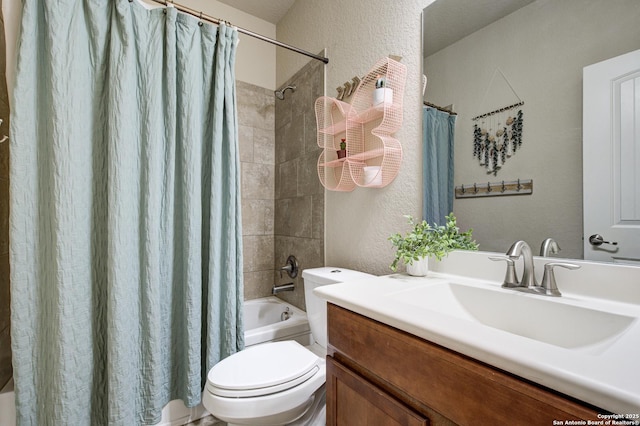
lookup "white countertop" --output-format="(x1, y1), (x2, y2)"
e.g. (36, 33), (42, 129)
(315, 271), (640, 413)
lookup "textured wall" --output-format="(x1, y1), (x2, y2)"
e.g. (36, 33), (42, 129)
(0, 0), (11, 390)
(273, 59), (325, 311)
(277, 0), (435, 275)
(425, 0), (640, 259)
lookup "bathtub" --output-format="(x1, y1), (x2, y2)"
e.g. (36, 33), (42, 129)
(244, 296), (312, 347)
(0, 296), (311, 426)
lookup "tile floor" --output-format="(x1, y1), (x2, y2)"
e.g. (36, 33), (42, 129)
(187, 415), (226, 426)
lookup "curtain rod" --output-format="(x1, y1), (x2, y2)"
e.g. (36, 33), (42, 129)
(423, 101), (457, 115)
(149, 0), (329, 64)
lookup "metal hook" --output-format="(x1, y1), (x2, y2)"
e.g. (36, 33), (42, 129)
(473, 183), (478, 194)
(501, 180), (506, 193)
(461, 184), (465, 194)
(343, 81), (353, 97)
(351, 76), (361, 91)
(198, 11), (204, 26)
(517, 179), (522, 191)
(487, 182), (492, 193)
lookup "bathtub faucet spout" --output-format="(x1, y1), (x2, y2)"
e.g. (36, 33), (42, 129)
(272, 283), (295, 295)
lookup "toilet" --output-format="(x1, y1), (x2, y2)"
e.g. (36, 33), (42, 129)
(202, 267), (374, 426)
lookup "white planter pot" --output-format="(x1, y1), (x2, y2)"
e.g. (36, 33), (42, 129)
(406, 256), (429, 277)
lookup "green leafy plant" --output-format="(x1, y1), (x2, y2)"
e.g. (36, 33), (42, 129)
(340, 139), (346, 150)
(389, 213), (479, 272)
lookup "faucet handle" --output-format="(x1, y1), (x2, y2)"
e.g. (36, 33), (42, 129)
(279, 255), (299, 279)
(540, 262), (580, 297)
(489, 256), (520, 288)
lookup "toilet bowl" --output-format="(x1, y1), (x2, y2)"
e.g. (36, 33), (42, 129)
(202, 267), (374, 426)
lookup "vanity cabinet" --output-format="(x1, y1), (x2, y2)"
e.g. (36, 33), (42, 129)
(326, 303), (602, 426)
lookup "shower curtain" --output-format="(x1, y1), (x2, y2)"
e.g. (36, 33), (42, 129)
(423, 107), (456, 225)
(10, 1), (243, 425)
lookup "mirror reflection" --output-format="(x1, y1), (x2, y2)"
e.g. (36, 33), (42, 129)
(422, 0), (640, 263)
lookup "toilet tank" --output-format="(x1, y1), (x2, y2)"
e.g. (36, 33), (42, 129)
(302, 267), (375, 348)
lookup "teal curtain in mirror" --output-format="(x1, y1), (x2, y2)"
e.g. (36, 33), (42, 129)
(423, 107), (456, 225)
(10, 1), (243, 424)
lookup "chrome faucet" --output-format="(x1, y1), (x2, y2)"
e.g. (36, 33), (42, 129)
(506, 240), (538, 289)
(272, 283), (295, 295)
(540, 238), (560, 257)
(498, 240), (580, 297)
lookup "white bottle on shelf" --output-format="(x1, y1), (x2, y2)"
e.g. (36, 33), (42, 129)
(372, 76), (393, 107)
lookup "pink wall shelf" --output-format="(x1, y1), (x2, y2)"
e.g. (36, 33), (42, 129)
(314, 57), (407, 191)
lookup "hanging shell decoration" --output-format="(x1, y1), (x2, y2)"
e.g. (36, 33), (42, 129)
(472, 103), (524, 176)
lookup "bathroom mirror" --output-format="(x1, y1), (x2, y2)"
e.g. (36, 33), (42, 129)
(422, 0), (640, 262)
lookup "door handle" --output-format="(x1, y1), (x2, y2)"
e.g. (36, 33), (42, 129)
(588, 234), (618, 246)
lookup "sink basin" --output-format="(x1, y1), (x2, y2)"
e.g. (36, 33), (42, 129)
(390, 282), (636, 352)
(314, 257), (640, 413)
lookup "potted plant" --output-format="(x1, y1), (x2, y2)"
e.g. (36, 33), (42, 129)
(337, 139), (347, 159)
(389, 213), (479, 276)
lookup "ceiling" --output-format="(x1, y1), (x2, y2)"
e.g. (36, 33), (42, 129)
(423, 0), (535, 57)
(215, 0), (536, 53)
(217, 0), (296, 24)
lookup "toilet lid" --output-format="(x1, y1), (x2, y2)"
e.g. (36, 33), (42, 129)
(206, 341), (321, 398)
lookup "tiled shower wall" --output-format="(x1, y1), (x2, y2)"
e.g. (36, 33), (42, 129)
(0, 2), (12, 390)
(237, 80), (277, 300)
(273, 59), (325, 311)
(238, 57), (325, 311)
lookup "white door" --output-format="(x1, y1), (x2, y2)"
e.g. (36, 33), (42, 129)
(583, 49), (640, 264)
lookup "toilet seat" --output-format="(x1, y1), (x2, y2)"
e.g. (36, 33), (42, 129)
(206, 341), (322, 398)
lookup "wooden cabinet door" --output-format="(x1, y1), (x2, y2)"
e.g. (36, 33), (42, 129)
(326, 356), (429, 426)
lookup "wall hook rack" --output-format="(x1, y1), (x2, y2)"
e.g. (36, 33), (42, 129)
(455, 179), (532, 198)
(336, 75), (363, 100)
